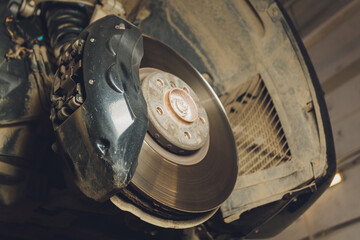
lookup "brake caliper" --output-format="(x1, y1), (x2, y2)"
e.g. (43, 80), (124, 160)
(50, 15), (148, 201)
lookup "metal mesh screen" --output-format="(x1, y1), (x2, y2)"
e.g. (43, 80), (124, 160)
(221, 75), (292, 176)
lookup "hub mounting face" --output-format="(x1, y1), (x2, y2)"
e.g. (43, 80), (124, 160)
(141, 68), (209, 157)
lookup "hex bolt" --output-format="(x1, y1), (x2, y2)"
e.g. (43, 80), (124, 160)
(89, 79), (95, 85)
(305, 101), (314, 112)
(115, 23), (126, 30)
(90, 38), (96, 43)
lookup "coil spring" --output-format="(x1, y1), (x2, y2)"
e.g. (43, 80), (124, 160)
(45, 3), (89, 58)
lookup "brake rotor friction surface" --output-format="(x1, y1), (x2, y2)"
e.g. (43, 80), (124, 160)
(129, 36), (238, 213)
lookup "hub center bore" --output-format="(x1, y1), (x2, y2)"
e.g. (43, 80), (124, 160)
(167, 88), (198, 123)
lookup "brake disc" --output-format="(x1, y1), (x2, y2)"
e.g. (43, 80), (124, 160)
(112, 36), (238, 216)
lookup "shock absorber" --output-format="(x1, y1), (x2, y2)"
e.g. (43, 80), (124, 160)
(44, 3), (89, 59)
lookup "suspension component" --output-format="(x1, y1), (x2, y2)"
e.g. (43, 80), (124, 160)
(51, 39), (85, 124)
(44, 3), (89, 58)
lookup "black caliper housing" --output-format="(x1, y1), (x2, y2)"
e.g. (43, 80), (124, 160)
(50, 15), (148, 201)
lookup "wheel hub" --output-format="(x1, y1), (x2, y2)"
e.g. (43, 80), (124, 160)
(141, 68), (209, 156)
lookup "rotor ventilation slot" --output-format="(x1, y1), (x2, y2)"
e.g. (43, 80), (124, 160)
(221, 75), (291, 176)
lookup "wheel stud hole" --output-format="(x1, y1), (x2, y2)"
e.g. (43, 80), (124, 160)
(170, 81), (176, 88)
(184, 131), (191, 140)
(157, 78), (164, 87)
(156, 107), (163, 115)
(183, 87), (189, 94)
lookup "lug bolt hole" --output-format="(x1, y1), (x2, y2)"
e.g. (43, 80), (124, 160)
(183, 87), (189, 94)
(184, 131), (191, 140)
(156, 107), (163, 115)
(157, 78), (164, 87)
